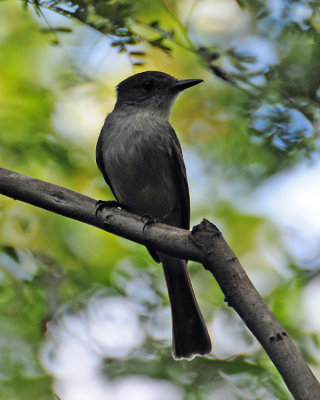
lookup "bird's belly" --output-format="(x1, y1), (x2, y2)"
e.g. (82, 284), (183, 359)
(103, 142), (177, 219)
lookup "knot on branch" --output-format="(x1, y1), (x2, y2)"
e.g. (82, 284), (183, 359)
(52, 190), (65, 202)
(269, 332), (288, 343)
(191, 219), (221, 254)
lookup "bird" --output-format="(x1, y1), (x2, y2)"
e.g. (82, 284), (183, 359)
(96, 71), (211, 359)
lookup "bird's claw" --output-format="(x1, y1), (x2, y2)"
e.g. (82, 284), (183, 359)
(95, 200), (127, 218)
(141, 214), (160, 233)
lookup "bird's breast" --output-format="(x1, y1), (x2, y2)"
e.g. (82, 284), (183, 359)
(101, 114), (177, 218)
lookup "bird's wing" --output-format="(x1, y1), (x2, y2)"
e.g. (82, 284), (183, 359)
(96, 128), (117, 198)
(167, 125), (190, 231)
(146, 126), (190, 263)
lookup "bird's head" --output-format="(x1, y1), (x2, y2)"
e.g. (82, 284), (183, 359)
(115, 71), (203, 118)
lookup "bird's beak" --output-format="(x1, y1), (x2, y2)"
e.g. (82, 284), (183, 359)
(170, 78), (203, 92)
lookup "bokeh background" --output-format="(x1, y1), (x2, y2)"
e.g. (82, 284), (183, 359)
(1, 0), (320, 399)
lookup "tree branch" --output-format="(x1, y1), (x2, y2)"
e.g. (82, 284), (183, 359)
(0, 166), (319, 399)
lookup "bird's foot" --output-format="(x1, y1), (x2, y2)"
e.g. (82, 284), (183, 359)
(95, 200), (127, 218)
(141, 214), (161, 233)
(141, 213), (170, 233)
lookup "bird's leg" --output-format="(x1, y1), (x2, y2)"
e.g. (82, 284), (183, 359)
(95, 200), (128, 218)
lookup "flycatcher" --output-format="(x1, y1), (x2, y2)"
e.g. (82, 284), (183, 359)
(96, 71), (211, 359)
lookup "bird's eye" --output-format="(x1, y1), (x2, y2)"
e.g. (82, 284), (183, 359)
(142, 80), (154, 91)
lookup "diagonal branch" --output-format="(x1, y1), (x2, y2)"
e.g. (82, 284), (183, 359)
(0, 166), (319, 399)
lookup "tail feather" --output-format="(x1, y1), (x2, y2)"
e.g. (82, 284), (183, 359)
(160, 253), (212, 359)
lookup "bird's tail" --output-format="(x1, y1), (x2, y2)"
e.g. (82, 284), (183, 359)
(160, 253), (212, 359)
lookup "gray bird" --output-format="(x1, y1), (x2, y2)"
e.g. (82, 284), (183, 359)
(96, 71), (211, 359)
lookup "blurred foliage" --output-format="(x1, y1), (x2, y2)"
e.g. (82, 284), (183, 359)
(1, 0), (320, 399)
(24, 0), (320, 172)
